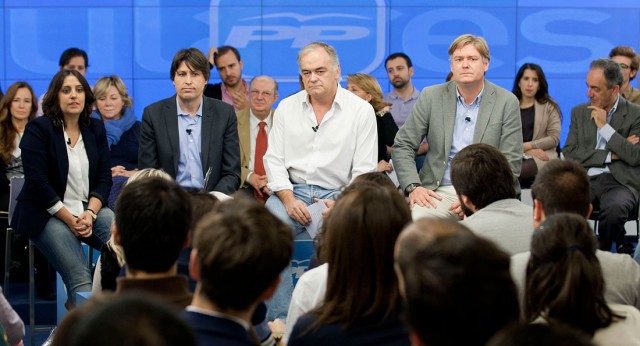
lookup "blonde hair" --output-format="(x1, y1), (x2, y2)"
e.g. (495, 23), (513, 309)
(448, 34), (490, 62)
(93, 75), (133, 117)
(346, 73), (391, 113)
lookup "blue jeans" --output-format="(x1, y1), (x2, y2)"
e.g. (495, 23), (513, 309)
(264, 184), (338, 320)
(31, 207), (113, 306)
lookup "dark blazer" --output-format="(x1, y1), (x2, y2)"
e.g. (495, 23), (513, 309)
(138, 95), (241, 194)
(563, 97), (640, 193)
(181, 310), (258, 346)
(10, 117), (112, 237)
(204, 83), (223, 100)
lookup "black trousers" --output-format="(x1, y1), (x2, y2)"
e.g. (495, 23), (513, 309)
(591, 173), (638, 251)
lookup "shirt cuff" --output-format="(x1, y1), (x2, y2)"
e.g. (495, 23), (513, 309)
(47, 201), (64, 215)
(599, 124), (615, 142)
(605, 152), (612, 164)
(245, 171), (253, 185)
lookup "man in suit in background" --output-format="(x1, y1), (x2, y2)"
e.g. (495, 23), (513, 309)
(138, 48), (241, 194)
(236, 75), (278, 202)
(563, 58), (640, 254)
(392, 33), (522, 221)
(183, 199), (293, 346)
(204, 46), (249, 111)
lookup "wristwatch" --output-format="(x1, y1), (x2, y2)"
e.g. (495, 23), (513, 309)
(405, 183), (420, 196)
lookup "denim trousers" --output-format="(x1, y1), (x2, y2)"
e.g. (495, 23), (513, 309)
(264, 184), (338, 320)
(31, 206), (113, 306)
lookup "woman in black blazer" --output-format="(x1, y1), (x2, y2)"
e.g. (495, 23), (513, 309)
(10, 70), (113, 308)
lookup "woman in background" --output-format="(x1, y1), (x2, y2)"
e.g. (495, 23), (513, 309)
(525, 213), (640, 344)
(11, 70), (113, 308)
(346, 73), (399, 173)
(91, 75), (139, 177)
(512, 63), (561, 188)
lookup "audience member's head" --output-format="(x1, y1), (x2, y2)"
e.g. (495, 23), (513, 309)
(69, 294), (196, 346)
(187, 190), (219, 230)
(487, 323), (594, 346)
(115, 177), (192, 274)
(93, 75), (132, 120)
(127, 168), (173, 184)
(451, 143), (515, 216)
(213, 46), (244, 88)
(345, 73), (390, 113)
(395, 218), (472, 298)
(609, 46), (640, 86)
(385, 52), (414, 90)
(298, 42), (341, 100)
(531, 159), (592, 227)
(399, 230), (519, 346)
(351, 171), (396, 188)
(42, 69), (95, 129)
(311, 183), (411, 329)
(59, 48), (89, 76)
(0, 81), (37, 162)
(525, 213), (618, 336)
(448, 34), (490, 62)
(191, 199), (293, 312)
(248, 75), (278, 118)
(512, 63), (559, 111)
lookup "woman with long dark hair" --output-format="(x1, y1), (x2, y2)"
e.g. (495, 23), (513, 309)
(288, 183), (411, 345)
(10, 70), (113, 308)
(525, 213), (640, 344)
(512, 63), (561, 188)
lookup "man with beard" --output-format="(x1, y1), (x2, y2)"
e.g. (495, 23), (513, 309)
(204, 46), (249, 111)
(453, 144), (533, 255)
(383, 52), (420, 128)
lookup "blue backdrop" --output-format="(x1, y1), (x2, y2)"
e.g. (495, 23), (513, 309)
(1, 0), (639, 145)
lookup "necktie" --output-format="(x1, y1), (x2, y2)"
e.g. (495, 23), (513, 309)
(254, 121), (268, 202)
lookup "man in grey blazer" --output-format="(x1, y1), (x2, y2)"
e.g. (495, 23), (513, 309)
(392, 34), (522, 220)
(139, 48), (241, 194)
(563, 58), (640, 253)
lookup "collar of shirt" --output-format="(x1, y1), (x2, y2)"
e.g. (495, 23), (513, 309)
(456, 83), (484, 109)
(249, 109), (273, 130)
(176, 96), (204, 117)
(388, 87), (420, 101)
(607, 95), (620, 121)
(185, 305), (251, 331)
(301, 83), (345, 114)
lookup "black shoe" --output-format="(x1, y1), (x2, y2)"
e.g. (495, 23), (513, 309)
(617, 243), (635, 255)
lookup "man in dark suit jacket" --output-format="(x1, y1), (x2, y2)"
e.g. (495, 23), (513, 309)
(138, 48), (240, 194)
(182, 199), (293, 346)
(563, 58), (640, 253)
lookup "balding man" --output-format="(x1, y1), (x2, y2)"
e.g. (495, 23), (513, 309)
(236, 76), (279, 202)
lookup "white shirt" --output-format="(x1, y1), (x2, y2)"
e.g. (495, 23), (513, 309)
(264, 85), (378, 192)
(284, 263), (328, 344)
(246, 110), (272, 183)
(47, 132), (89, 216)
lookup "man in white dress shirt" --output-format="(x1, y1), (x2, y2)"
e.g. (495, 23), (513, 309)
(263, 41), (377, 240)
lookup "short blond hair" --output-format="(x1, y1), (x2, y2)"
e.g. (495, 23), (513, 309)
(448, 34), (490, 62)
(93, 75), (133, 116)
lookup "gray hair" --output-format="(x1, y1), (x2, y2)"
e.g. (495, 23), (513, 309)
(590, 59), (624, 89)
(297, 42), (340, 73)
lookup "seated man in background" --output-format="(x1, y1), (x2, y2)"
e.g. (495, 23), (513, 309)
(183, 199), (293, 345)
(609, 46), (640, 105)
(395, 219), (520, 346)
(510, 159), (640, 310)
(236, 76), (279, 202)
(453, 143), (533, 255)
(205, 45), (249, 111)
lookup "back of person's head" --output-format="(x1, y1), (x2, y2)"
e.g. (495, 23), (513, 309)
(59, 47), (89, 68)
(525, 213), (616, 336)
(313, 184), (411, 328)
(487, 323), (594, 346)
(451, 143), (515, 210)
(188, 190), (219, 230)
(531, 159), (591, 217)
(401, 231), (519, 346)
(126, 168), (173, 185)
(192, 198), (293, 311)
(69, 294), (196, 346)
(115, 177), (192, 273)
(351, 171), (396, 188)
